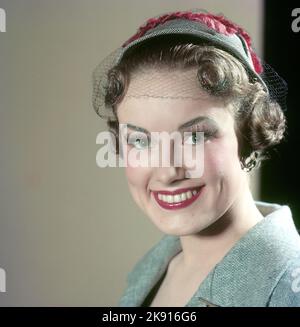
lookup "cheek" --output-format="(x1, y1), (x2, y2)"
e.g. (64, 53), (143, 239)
(204, 136), (240, 178)
(125, 166), (139, 186)
(125, 167), (151, 211)
(125, 166), (149, 191)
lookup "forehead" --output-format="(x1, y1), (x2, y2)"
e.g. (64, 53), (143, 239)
(117, 68), (233, 131)
(124, 67), (203, 99)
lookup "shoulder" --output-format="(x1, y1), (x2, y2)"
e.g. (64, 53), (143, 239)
(268, 255), (300, 307)
(117, 234), (180, 306)
(126, 234), (179, 283)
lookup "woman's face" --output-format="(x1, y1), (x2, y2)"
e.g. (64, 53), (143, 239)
(117, 69), (245, 236)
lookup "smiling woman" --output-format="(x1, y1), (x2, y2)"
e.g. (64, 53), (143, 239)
(92, 9), (300, 307)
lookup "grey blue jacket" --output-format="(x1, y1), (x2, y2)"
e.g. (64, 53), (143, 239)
(118, 201), (300, 307)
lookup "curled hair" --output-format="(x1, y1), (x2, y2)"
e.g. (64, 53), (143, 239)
(101, 38), (286, 169)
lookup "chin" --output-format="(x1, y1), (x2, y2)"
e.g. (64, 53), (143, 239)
(148, 213), (217, 236)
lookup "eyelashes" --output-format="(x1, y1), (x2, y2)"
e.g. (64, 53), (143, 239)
(187, 123), (218, 136)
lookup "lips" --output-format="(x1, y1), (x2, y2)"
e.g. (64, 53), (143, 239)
(153, 186), (201, 195)
(152, 185), (205, 210)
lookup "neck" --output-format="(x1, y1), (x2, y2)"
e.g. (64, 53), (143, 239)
(178, 176), (264, 271)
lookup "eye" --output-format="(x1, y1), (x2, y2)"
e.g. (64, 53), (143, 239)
(184, 131), (204, 145)
(127, 133), (150, 150)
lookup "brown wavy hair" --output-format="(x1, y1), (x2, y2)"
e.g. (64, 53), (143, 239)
(101, 38), (286, 170)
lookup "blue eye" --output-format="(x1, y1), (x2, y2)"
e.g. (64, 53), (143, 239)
(184, 128), (217, 145)
(127, 133), (150, 150)
(184, 131), (204, 145)
(185, 131), (207, 145)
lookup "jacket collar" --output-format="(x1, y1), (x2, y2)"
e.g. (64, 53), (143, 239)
(119, 201), (300, 307)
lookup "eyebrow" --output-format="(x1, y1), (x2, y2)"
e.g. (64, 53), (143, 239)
(124, 116), (217, 135)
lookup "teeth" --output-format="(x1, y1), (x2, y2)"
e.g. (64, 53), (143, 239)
(166, 195), (173, 203)
(186, 191), (192, 199)
(157, 188), (199, 203)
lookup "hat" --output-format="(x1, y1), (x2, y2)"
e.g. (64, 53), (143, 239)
(92, 9), (287, 119)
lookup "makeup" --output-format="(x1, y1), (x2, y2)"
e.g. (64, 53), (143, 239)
(152, 185), (205, 210)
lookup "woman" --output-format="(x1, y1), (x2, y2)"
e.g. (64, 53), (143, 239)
(92, 9), (300, 307)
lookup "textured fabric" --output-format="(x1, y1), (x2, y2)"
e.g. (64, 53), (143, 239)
(118, 201), (300, 307)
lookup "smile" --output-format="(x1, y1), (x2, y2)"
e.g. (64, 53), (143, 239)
(152, 186), (205, 210)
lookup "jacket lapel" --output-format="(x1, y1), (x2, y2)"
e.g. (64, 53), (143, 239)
(118, 202), (300, 307)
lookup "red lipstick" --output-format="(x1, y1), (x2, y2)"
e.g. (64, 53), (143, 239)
(152, 185), (205, 210)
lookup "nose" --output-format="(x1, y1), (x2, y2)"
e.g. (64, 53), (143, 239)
(154, 166), (187, 185)
(153, 138), (188, 185)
